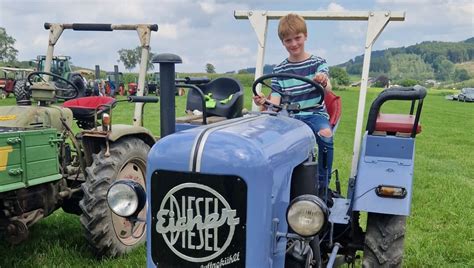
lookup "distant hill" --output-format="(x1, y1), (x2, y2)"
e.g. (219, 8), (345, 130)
(235, 38), (474, 84)
(236, 64), (276, 75)
(338, 38), (474, 82)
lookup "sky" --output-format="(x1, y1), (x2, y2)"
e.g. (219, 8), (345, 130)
(0, 0), (473, 73)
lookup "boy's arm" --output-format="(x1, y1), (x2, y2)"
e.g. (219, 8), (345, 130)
(324, 78), (333, 93)
(253, 93), (281, 111)
(314, 72), (333, 93)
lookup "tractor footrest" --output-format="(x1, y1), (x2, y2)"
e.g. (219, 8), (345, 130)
(175, 115), (227, 125)
(175, 114), (202, 123)
(329, 198), (351, 224)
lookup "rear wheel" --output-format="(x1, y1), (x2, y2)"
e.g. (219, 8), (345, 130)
(363, 213), (406, 267)
(70, 74), (87, 97)
(13, 79), (29, 103)
(79, 137), (149, 257)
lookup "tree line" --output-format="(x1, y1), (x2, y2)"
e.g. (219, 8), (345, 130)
(342, 38), (474, 82)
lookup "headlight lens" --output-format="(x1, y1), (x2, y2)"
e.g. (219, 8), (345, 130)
(107, 181), (140, 217)
(287, 195), (328, 237)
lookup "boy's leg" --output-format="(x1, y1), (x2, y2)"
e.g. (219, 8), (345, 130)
(296, 115), (334, 188)
(316, 128), (333, 188)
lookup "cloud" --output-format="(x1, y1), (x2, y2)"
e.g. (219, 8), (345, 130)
(216, 45), (250, 57)
(199, 0), (217, 14)
(1, 0), (472, 72)
(382, 40), (401, 48)
(327, 3), (346, 12)
(156, 23), (179, 40)
(340, 45), (362, 54)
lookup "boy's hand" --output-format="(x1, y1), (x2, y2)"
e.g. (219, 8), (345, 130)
(253, 92), (266, 106)
(313, 72), (328, 88)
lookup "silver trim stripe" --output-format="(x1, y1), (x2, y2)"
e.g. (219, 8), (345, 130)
(189, 115), (263, 172)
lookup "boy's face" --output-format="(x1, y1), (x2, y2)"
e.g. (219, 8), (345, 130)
(281, 32), (307, 59)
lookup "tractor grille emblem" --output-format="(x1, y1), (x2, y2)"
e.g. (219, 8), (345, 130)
(155, 182), (240, 263)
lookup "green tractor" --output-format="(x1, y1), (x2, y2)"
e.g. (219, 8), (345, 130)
(0, 22), (158, 257)
(14, 55), (88, 103)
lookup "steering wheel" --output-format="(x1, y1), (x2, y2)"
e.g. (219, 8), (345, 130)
(27, 71), (79, 100)
(252, 73), (325, 112)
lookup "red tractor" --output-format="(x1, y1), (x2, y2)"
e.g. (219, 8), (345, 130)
(0, 67), (34, 99)
(127, 77), (149, 96)
(104, 71), (125, 97)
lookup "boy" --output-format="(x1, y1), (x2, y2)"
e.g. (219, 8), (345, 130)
(253, 13), (334, 189)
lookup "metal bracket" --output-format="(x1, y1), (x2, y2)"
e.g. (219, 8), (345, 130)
(247, 11), (268, 48)
(48, 24), (64, 46)
(365, 12), (392, 49)
(136, 25), (152, 48)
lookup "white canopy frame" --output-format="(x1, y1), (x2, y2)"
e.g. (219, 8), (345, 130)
(234, 10), (405, 178)
(43, 23), (156, 127)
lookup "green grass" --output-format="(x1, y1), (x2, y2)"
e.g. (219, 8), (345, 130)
(0, 86), (473, 267)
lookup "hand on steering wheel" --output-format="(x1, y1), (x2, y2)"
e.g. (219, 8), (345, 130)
(27, 71), (79, 100)
(252, 73), (325, 112)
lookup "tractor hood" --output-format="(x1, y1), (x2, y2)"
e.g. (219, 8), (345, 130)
(146, 114), (316, 267)
(148, 114), (315, 177)
(0, 105), (73, 132)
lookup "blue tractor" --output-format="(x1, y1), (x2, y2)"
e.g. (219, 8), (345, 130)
(105, 10), (427, 268)
(105, 54), (426, 267)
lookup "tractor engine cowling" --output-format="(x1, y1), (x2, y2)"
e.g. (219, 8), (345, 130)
(146, 114), (316, 267)
(0, 106), (73, 131)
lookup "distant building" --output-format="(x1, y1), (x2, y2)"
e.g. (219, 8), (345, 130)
(351, 77), (375, 87)
(424, 79), (440, 86)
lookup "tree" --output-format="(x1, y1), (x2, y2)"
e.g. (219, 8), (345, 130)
(0, 27), (18, 63)
(454, 68), (470, 82)
(329, 67), (350, 86)
(434, 57), (454, 81)
(118, 46), (156, 72)
(133, 46), (155, 71)
(118, 48), (139, 71)
(206, 63), (216, 74)
(400, 79), (418, 87)
(388, 54), (434, 81)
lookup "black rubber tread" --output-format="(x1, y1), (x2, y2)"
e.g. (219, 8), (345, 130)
(363, 213), (407, 268)
(79, 137), (149, 258)
(70, 74), (87, 97)
(13, 79), (29, 102)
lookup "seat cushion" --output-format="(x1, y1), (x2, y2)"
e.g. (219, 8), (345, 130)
(375, 113), (422, 134)
(324, 91), (341, 128)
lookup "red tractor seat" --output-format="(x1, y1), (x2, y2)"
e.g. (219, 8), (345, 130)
(324, 91), (342, 130)
(63, 96), (116, 121)
(375, 113), (422, 134)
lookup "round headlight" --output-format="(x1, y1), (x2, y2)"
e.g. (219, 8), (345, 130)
(107, 181), (141, 217)
(286, 195), (328, 237)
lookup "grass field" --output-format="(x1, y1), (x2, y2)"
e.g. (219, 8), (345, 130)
(0, 86), (473, 267)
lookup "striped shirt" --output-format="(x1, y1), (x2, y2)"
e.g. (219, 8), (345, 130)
(271, 55), (329, 117)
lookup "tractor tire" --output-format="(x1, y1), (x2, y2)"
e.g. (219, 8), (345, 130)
(13, 79), (30, 103)
(79, 137), (149, 258)
(362, 213), (407, 268)
(1, 90), (7, 99)
(70, 74), (87, 98)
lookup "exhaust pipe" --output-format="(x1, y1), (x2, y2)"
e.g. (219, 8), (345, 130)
(152, 53), (182, 138)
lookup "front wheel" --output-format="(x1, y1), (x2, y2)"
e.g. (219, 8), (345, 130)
(79, 137), (150, 257)
(362, 213), (407, 267)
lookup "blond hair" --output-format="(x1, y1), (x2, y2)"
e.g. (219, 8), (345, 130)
(278, 14), (307, 40)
